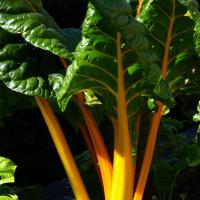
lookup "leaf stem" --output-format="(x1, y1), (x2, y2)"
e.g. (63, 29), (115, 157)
(79, 124), (103, 186)
(161, 0), (175, 79)
(136, 0), (143, 17)
(76, 93), (112, 200)
(111, 32), (133, 200)
(60, 57), (112, 200)
(133, 1), (175, 199)
(133, 115), (141, 192)
(133, 101), (163, 200)
(35, 96), (90, 200)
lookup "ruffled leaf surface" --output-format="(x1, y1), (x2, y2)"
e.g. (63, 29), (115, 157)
(0, 156), (16, 185)
(0, 28), (60, 98)
(0, 0), (72, 59)
(57, 3), (154, 122)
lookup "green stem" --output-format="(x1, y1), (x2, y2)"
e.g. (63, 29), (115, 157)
(168, 170), (180, 200)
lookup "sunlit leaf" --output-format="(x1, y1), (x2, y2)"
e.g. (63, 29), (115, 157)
(0, 156), (16, 185)
(0, 0), (72, 59)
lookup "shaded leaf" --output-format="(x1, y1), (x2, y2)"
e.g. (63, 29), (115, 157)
(0, 82), (35, 127)
(62, 28), (82, 52)
(0, 28), (63, 98)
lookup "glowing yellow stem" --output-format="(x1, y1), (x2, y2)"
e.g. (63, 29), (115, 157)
(35, 97), (90, 200)
(136, 0), (143, 17)
(60, 57), (112, 200)
(111, 32), (134, 200)
(76, 93), (112, 200)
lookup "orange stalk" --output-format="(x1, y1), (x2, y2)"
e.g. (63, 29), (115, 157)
(110, 32), (134, 200)
(35, 96), (90, 200)
(76, 93), (112, 200)
(133, 1), (175, 199)
(79, 124), (102, 185)
(133, 102), (163, 200)
(59, 57), (112, 200)
(136, 0), (143, 17)
(161, 0), (175, 80)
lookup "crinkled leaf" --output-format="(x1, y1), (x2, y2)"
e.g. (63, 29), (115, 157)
(0, 28), (63, 98)
(57, 3), (153, 122)
(0, 156), (16, 185)
(0, 0), (73, 59)
(0, 195), (18, 200)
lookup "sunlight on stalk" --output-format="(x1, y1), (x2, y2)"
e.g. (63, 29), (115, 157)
(35, 96), (90, 200)
(110, 32), (134, 200)
(60, 57), (112, 200)
(76, 93), (112, 200)
(136, 0), (143, 17)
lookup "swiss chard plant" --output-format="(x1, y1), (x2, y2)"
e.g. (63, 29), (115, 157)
(0, 0), (200, 200)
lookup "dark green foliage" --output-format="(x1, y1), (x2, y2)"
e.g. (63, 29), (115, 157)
(0, 0), (200, 199)
(152, 118), (200, 200)
(0, 0), (72, 59)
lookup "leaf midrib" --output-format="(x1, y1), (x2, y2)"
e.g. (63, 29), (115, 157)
(161, 0), (176, 80)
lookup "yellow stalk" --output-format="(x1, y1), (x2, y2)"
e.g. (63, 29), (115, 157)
(59, 57), (112, 200)
(133, 1), (175, 199)
(111, 32), (134, 200)
(76, 93), (112, 200)
(35, 96), (90, 200)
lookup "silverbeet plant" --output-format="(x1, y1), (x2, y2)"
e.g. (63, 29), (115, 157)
(0, 0), (200, 200)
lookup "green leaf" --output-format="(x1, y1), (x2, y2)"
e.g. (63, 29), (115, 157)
(0, 28), (63, 98)
(14, 185), (42, 200)
(0, 156), (16, 185)
(0, 0), (72, 59)
(154, 79), (174, 106)
(139, 0), (200, 96)
(90, 0), (157, 66)
(193, 100), (200, 122)
(0, 82), (35, 127)
(0, 195), (18, 200)
(57, 3), (152, 122)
